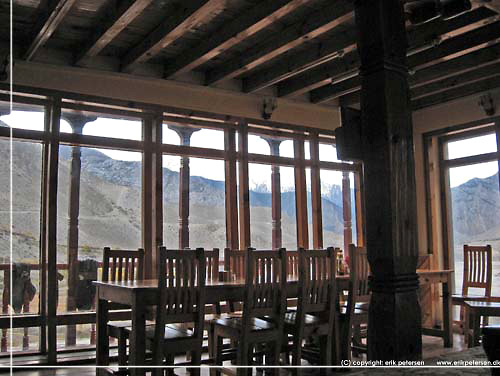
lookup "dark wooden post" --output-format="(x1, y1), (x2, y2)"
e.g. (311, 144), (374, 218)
(342, 171), (353, 256)
(151, 114), (163, 277)
(225, 129), (239, 250)
(294, 140), (309, 249)
(355, 0), (422, 360)
(261, 137), (283, 249)
(238, 121), (251, 249)
(61, 113), (95, 347)
(309, 134), (323, 249)
(168, 125), (200, 249)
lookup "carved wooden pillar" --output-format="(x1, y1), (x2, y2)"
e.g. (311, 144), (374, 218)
(261, 137), (283, 249)
(225, 129), (239, 250)
(294, 140), (309, 249)
(168, 125), (200, 249)
(342, 171), (353, 257)
(355, 0), (422, 360)
(62, 113), (95, 347)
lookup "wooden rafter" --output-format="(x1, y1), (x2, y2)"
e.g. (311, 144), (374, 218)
(471, 0), (500, 13)
(312, 42), (500, 103)
(76, 0), (154, 65)
(121, 0), (226, 73)
(412, 75), (500, 110)
(277, 7), (497, 98)
(204, 0), (354, 86)
(24, 0), (77, 61)
(164, 0), (309, 78)
(308, 18), (500, 103)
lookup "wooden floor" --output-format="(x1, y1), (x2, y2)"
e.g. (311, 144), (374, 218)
(0, 334), (477, 376)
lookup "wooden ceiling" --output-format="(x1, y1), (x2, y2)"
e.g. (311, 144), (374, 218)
(1, 0), (500, 110)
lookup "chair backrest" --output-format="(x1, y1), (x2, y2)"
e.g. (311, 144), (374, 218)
(153, 247), (206, 348)
(102, 247), (145, 282)
(462, 244), (492, 297)
(286, 250), (299, 280)
(242, 248), (287, 333)
(205, 248), (220, 283)
(224, 248), (246, 281)
(297, 247), (338, 316)
(348, 244), (370, 304)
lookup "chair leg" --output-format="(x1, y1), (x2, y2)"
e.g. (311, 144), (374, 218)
(272, 340), (281, 376)
(190, 350), (202, 376)
(211, 333), (223, 376)
(236, 341), (250, 376)
(117, 331), (128, 368)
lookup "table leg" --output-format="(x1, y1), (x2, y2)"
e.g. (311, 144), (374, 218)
(442, 280), (453, 348)
(129, 295), (147, 376)
(473, 311), (481, 347)
(96, 291), (109, 376)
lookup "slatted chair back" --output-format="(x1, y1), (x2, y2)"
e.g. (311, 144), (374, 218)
(297, 247), (338, 316)
(241, 248), (287, 333)
(224, 248), (246, 281)
(286, 250), (299, 280)
(153, 247), (206, 352)
(204, 248), (220, 283)
(102, 247), (145, 283)
(462, 244), (492, 296)
(348, 244), (370, 305)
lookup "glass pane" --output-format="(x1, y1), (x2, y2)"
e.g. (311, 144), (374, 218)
(190, 129), (224, 150)
(280, 140), (310, 159)
(60, 114), (142, 141)
(163, 155), (180, 247)
(281, 166), (297, 250)
(249, 163), (272, 248)
(57, 144), (141, 348)
(189, 158), (226, 249)
(449, 162), (499, 324)
(0, 105), (45, 131)
(0, 138), (43, 353)
(446, 133), (497, 160)
(248, 135), (270, 155)
(319, 143), (340, 162)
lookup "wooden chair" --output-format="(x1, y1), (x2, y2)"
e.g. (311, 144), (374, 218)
(284, 247), (340, 370)
(147, 247), (206, 376)
(452, 244), (493, 336)
(223, 248), (247, 313)
(339, 244), (370, 361)
(101, 247), (144, 368)
(211, 248), (287, 376)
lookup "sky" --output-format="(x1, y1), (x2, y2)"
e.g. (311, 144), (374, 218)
(1, 111), (498, 189)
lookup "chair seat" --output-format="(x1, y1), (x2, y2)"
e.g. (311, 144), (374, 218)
(143, 324), (195, 341)
(284, 311), (323, 326)
(205, 312), (242, 323)
(213, 317), (276, 332)
(452, 294), (491, 303)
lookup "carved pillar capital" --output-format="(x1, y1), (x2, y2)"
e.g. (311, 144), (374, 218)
(62, 113), (97, 134)
(168, 124), (201, 146)
(260, 136), (283, 157)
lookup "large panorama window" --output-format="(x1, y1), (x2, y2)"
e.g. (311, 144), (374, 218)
(0, 90), (364, 361)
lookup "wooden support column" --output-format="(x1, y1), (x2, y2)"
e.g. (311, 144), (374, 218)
(151, 114), (163, 277)
(261, 137), (283, 249)
(355, 0), (422, 360)
(238, 122), (251, 249)
(309, 135), (323, 249)
(342, 171), (352, 256)
(46, 97), (61, 364)
(225, 128), (239, 250)
(61, 113), (95, 347)
(168, 125), (200, 249)
(496, 120), (500, 189)
(354, 172), (364, 248)
(294, 140), (309, 249)
(143, 115), (163, 277)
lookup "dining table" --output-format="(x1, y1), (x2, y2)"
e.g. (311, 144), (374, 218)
(94, 269), (452, 376)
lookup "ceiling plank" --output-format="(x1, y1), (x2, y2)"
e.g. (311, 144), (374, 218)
(121, 0), (226, 73)
(24, 0), (77, 61)
(242, 28), (357, 93)
(277, 7), (497, 98)
(471, 0), (500, 13)
(204, 0), (354, 86)
(411, 74), (500, 110)
(163, 0), (309, 78)
(311, 42), (500, 103)
(75, 0), (154, 65)
(411, 61), (500, 99)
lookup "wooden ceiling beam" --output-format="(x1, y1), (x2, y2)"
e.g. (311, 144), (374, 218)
(204, 0), (354, 86)
(242, 28), (357, 93)
(277, 7), (496, 98)
(23, 0), (77, 61)
(471, 0), (500, 14)
(121, 0), (226, 73)
(312, 42), (500, 103)
(411, 74), (500, 110)
(411, 61), (500, 99)
(75, 0), (154, 65)
(163, 0), (309, 78)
